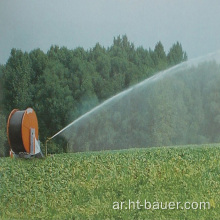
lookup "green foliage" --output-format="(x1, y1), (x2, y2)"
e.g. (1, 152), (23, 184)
(153, 41), (167, 70)
(167, 42), (187, 66)
(0, 113), (6, 157)
(0, 65), (4, 103)
(0, 145), (219, 219)
(3, 49), (32, 113)
(35, 61), (75, 140)
(29, 48), (48, 81)
(0, 66), (7, 157)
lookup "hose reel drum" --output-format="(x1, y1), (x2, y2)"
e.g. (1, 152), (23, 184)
(7, 108), (43, 158)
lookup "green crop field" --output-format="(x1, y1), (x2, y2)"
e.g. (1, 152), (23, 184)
(0, 144), (219, 219)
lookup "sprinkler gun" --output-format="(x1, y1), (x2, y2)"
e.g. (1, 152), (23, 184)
(44, 125), (68, 156)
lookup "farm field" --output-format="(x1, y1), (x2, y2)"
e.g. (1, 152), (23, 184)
(0, 144), (219, 219)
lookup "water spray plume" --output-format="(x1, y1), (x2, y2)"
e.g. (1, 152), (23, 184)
(50, 50), (220, 153)
(48, 87), (133, 140)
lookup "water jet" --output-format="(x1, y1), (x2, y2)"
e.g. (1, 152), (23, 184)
(46, 51), (220, 153)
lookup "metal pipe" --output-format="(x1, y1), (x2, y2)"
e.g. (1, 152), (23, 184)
(45, 137), (52, 157)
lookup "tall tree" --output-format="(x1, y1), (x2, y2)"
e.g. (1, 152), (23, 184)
(3, 49), (32, 114)
(167, 42), (187, 66)
(152, 41), (167, 70)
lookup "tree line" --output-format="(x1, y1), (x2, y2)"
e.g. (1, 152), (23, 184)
(0, 35), (187, 156)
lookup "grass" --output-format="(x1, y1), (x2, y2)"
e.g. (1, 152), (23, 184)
(0, 144), (220, 219)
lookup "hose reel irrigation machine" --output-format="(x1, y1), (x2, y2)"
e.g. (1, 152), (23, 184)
(7, 108), (43, 158)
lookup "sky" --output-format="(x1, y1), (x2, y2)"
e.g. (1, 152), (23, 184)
(0, 0), (220, 64)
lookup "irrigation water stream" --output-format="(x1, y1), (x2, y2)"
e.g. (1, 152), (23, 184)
(51, 51), (220, 152)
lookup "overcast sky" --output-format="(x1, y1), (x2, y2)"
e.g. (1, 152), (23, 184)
(1, 0), (220, 64)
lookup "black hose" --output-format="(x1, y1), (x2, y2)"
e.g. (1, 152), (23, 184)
(8, 111), (26, 153)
